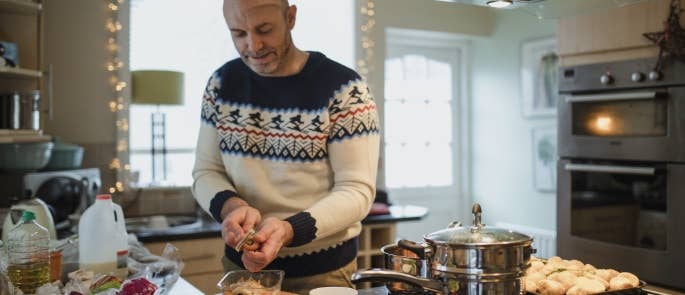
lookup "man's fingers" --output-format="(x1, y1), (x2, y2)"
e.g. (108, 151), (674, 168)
(243, 211), (260, 232)
(254, 222), (278, 243)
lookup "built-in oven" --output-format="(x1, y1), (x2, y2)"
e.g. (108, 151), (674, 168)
(557, 58), (685, 290)
(558, 58), (685, 162)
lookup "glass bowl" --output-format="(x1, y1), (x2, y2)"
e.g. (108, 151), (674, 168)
(217, 270), (284, 295)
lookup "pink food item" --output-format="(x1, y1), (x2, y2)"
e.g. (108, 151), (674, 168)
(118, 278), (158, 295)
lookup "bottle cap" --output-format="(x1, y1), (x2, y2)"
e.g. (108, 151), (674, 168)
(96, 194), (112, 200)
(21, 210), (36, 222)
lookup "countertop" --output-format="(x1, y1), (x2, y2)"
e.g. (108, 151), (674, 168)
(167, 277), (203, 295)
(135, 205), (428, 243)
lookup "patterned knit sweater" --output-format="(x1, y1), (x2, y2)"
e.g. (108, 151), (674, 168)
(191, 52), (380, 277)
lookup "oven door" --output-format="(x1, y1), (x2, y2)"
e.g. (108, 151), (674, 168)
(558, 87), (685, 162)
(557, 159), (685, 289)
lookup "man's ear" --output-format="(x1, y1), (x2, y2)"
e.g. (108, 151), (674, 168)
(286, 5), (297, 30)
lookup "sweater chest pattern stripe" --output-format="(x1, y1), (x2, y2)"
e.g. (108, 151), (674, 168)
(200, 72), (379, 162)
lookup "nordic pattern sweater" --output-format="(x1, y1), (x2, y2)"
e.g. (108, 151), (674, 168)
(191, 52), (380, 277)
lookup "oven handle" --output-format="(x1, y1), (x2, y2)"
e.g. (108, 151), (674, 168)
(564, 163), (656, 175)
(565, 91), (661, 103)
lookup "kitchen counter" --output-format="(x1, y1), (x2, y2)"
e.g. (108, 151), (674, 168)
(135, 205), (428, 243)
(167, 277), (203, 295)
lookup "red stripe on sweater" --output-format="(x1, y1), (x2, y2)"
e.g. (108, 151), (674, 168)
(216, 126), (328, 140)
(330, 105), (376, 123)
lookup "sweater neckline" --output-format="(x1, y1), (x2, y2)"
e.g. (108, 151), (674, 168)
(246, 51), (323, 81)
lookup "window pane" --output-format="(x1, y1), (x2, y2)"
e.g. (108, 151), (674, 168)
(130, 152), (195, 187)
(385, 142), (453, 188)
(384, 53), (455, 189)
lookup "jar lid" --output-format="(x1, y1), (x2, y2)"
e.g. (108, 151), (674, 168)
(423, 203), (532, 246)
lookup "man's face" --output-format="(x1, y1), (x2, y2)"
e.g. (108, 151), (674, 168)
(224, 0), (296, 76)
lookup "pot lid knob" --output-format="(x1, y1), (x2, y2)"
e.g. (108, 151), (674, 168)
(471, 203), (483, 233)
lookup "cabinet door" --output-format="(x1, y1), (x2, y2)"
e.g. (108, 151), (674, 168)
(557, 0), (685, 65)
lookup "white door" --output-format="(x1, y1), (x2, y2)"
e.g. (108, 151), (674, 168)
(383, 29), (470, 240)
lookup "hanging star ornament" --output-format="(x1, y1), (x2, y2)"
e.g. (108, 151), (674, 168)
(643, 0), (685, 71)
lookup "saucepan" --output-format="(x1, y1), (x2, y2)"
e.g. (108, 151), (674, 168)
(381, 242), (430, 294)
(352, 203), (536, 295)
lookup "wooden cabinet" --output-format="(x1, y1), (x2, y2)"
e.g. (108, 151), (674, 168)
(0, 0), (44, 102)
(144, 237), (225, 295)
(557, 0), (685, 66)
(356, 223), (396, 289)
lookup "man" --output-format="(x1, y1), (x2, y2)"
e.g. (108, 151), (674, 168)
(191, 0), (380, 293)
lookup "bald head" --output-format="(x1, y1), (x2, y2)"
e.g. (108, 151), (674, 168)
(222, 0), (300, 76)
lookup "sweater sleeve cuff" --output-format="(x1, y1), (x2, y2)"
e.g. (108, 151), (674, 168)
(285, 212), (317, 247)
(209, 190), (239, 223)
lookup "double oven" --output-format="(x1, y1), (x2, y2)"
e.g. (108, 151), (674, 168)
(557, 58), (685, 290)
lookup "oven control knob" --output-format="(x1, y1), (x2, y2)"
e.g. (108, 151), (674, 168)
(648, 70), (662, 81)
(600, 74), (613, 85)
(631, 72), (645, 82)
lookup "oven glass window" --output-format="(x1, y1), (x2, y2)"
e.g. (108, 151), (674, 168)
(571, 167), (667, 250)
(572, 99), (667, 137)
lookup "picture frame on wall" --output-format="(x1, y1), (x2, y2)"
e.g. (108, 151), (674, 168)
(521, 37), (559, 118)
(532, 125), (557, 192)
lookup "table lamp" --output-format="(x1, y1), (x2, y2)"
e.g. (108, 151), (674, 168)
(131, 70), (184, 184)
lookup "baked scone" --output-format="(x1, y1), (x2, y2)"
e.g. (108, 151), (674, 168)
(595, 269), (619, 282)
(548, 271), (578, 291)
(538, 279), (566, 295)
(583, 272), (609, 289)
(609, 276), (633, 290)
(574, 277), (606, 293)
(617, 272), (639, 287)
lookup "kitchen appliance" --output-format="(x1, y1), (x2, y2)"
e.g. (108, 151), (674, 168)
(23, 168), (101, 232)
(557, 58), (685, 290)
(1, 197), (56, 242)
(352, 204), (535, 295)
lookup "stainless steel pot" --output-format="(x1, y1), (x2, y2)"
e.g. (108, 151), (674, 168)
(381, 243), (429, 294)
(352, 203), (536, 295)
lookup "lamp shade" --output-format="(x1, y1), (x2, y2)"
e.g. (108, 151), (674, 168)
(131, 70), (185, 105)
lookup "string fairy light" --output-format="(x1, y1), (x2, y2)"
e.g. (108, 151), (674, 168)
(357, 0), (376, 79)
(105, 0), (130, 194)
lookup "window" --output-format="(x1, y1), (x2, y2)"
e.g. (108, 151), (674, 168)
(129, 0), (354, 186)
(384, 37), (463, 190)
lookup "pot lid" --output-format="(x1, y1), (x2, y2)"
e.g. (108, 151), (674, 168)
(424, 203), (532, 246)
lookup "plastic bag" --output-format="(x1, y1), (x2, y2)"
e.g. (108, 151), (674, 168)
(127, 236), (183, 295)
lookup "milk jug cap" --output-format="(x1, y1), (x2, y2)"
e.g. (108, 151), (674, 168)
(21, 210), (36, 222)
(96, 194), (112, 200)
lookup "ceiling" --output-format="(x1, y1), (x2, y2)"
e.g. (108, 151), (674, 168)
(434, 0), (651, 19)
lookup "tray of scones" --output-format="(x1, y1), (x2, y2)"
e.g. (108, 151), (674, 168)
(524, 256), (644, 295)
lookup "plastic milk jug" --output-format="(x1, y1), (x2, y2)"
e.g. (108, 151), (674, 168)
(79, 194), (120, 276)
(112, 201), (129, 279)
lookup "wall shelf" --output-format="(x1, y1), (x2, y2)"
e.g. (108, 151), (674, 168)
(0, 0), (41, 15)
(0, 67), (42, 79)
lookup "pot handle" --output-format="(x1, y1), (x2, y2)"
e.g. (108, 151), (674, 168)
(398, 239), (426, 259)
(351, 269), (444, 293)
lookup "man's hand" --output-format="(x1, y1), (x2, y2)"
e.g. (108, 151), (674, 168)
(221, 204), (262, 251)
(241, 217), (294, 272)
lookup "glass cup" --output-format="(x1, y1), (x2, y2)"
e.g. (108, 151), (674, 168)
(217, 270), (284, 295)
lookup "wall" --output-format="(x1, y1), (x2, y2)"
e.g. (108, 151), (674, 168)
(355, 0), (494, 240)
(471, 10), (557, 230)
(43, 0), (130, 190)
